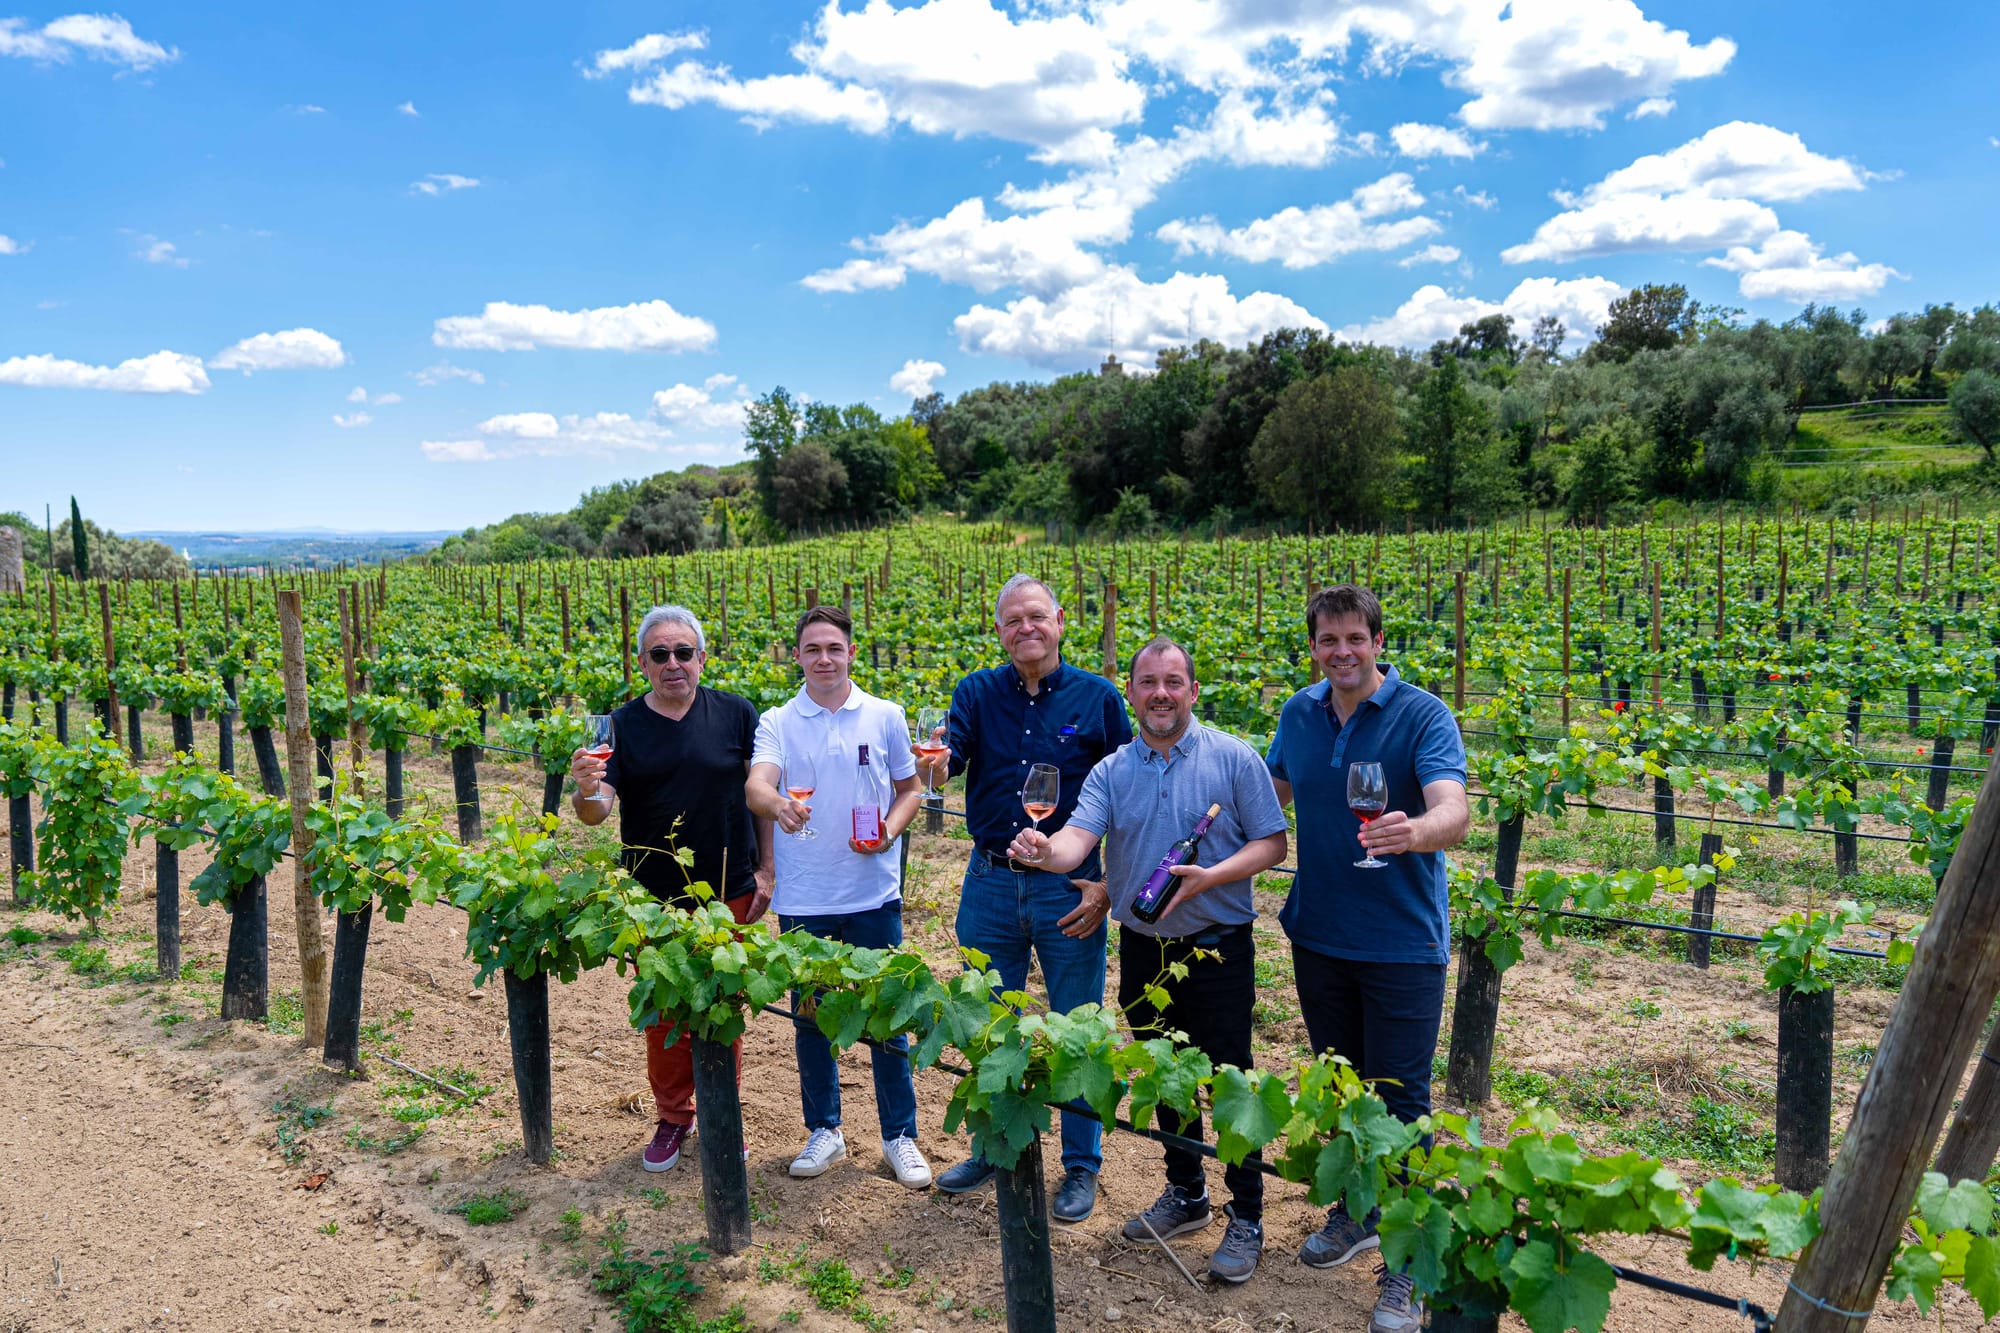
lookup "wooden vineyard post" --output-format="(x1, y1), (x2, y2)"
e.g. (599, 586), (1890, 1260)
(691, 1034), (753, 1253)
(1446, 815), (1522, 1106)
(1649, 562), (1661, 706)
(1934, 1018), (2000, 1184)
(277, 590), (329, 1045)
(1101, 582), (1118, 678)
(1561, 570), (1572, 728)
(502, 967), (557, 1166)
(994, 1131), (1058, 1333)
(1453, 573), (1466, 713)
(340, 589), (364, 793)
(621, 586), (633, 700)
(97, 584), (120, 746)
(1775, 980), (1836, 1192)
(1777, 747), (2000, 1332)
(451, 740), (483, 843)
(1688, 832), (1722, 969)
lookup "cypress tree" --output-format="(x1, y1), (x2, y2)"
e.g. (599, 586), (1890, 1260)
(69, 496), (89, 581)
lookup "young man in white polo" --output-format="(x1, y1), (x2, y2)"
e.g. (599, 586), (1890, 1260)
(746, 605), (931, 1189)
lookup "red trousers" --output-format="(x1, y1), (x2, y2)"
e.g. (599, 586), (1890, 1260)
(646, 891), (757, 1124)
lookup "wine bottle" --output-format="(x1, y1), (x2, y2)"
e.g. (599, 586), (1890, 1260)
(1130, 802), (1221, 924)
(851, 743), (888, 849)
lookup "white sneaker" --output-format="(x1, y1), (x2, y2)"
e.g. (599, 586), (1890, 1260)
(882, 1136), (932, 1189)
(789, 1127), (847, 1178)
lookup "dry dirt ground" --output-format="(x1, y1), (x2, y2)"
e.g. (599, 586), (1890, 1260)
(0, 736), (1984, 1333)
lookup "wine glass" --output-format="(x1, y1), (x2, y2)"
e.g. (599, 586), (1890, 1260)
(582, 714), (615, 806)
(913, 706), (949, 799)
(1348, 761), (1388, 869)
(786, 747), (819, 841)
(1020, 763), (1059, 862)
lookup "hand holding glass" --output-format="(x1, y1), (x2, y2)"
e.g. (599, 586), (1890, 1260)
(785, 750), (819, 840)
(914, 707), (950, 798)
(1348, 761), (1388, 869)
(1020, 763), (1059, 862)
(581, 715), (615, 805)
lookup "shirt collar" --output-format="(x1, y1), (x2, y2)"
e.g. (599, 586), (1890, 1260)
(1006, 655), (1068, 693)
(793, 682), (867, 717)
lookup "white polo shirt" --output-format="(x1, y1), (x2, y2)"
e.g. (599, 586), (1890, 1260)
(753, 681), (918, 916)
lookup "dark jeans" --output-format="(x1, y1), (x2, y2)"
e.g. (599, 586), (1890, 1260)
(1118, 922), (1262, 1222)
(1293, 946), (1447, 1155)
(780, 902), (919, 1142)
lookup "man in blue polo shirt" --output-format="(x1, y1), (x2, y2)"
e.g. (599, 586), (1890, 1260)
(1266, 584), (1468, 1333)
(915, 573), (1133, 1223)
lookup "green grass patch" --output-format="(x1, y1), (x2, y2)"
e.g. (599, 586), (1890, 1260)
(451, 1188), (527, 1226)
(7, 926), (45, 946)
(381, 1063), (493, 1124)
(262, 991), (305, 1036)
(55, 941), (108, 976)
(273, 1092), (335, 1165)
(346, 1124), (427, 1155)
(1624, 1095), (1774, 1172)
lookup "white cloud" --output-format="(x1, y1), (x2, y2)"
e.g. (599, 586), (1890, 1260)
(211, 327), (347, 373)
(1503, 192), (1778, 264)
(1156, 173), (1438, 269)
(1194, 91), (1340, 169)
(347, 385), (367, 403)
(1629, 97), (1675, 119)
(479, 411), (561, 438)
(289, 103), (326, 115)
(0, 234), (27, 255)
(889, 359), (946, 398)
(1336, 276), (1626, 350)
(136, 235), (188, 268)
(1391, 122), (1480, 159)
(374, 391), (402, 405)
(954, 267), (1322, 371)
(1454, 185), (1497, 210)
(332, 411), (372, 428)
(630, 61), (892, 135)
(587, 30), (707, 78)
(0, 349), (209, 394)
(433, 299), (717, 354)
(1702, 229), (1904, 303)
(1504, 121), (1870, 265)
(348, 385), (401, 405)
(1398, 244), (1462, 267)
(651, 375), (751, 432)
(801, 257), (908, 293)
(0, 13), (177, 69)
(1566, 121), (1866, 206)
(413, 361), (485, 386)
(411, 172), (479, 196)
(421, 439), (494, 463)
(397, 101), (418, 117)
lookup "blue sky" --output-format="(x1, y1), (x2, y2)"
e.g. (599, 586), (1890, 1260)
(3, 1), (1995, 531)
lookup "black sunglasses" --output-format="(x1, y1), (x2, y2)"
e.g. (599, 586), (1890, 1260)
(646, 644), (698, 664)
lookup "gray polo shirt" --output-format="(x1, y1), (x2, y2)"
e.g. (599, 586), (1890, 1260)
(1068, 719), (1289, 939)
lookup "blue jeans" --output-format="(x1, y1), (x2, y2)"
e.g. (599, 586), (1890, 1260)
(954, 849), (1108, 1173)
(780, 902), (920, 1142)
(1293, 947), (1446, 1148)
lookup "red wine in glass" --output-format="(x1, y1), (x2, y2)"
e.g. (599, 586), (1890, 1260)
(1348, 761), (1388, 869)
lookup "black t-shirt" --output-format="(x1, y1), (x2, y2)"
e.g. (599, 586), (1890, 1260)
(603, 686), (759, 904)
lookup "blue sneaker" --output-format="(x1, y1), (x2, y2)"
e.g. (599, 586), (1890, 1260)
(934, 1155), (996, 1195)
(1298, 1203), (1379, 1268)
(1051, 1167), (1097, 1224)
(1121, 1184), (1212, 1243)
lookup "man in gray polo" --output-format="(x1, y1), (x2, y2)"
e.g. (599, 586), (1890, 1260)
(1007, 637), (1288, 1283)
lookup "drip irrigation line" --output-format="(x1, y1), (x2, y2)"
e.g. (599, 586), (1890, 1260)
(1457, 727), (1993, 776)
(401, 731), (542, 761)
(1449, 684), (1997, 726)
(1613, 1266), (1773, 1332)
(1535, 907), (1890, 960)
(1460, 787), (1919, 842)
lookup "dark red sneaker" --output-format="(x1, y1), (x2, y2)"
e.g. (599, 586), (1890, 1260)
(643, 1120), (689, 1173)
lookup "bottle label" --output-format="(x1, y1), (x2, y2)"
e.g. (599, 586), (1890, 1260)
(852, 806), (882, 844)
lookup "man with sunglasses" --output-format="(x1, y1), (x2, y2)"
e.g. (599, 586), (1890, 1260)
(914, 573), (1133, 1223)
(571, 604), (774, 1177)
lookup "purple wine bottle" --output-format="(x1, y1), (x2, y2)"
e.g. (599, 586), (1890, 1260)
(1130, 803), (1221, 924)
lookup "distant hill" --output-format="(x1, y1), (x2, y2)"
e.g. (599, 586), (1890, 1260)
(127, 529), (455, 570)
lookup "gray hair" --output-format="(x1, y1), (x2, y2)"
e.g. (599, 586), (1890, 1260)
(637, 604), (706, 654)
(994, 573), (1061, 624)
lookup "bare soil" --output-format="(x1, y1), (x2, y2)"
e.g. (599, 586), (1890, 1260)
(0, 737), (1982, 1332)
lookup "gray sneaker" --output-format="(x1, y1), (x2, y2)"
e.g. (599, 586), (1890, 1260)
(1298, 1203), (1379, 1268)
(1205, 1205), (1262, 1285)
(1370, 1267), (1423, 1333)
(1120, 1184), (1213, 1243)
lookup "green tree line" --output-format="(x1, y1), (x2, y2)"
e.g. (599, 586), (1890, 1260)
(432, 285), (2000, 561)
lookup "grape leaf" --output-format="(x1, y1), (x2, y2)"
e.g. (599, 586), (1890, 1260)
(1508, 1240), (1615, 1333)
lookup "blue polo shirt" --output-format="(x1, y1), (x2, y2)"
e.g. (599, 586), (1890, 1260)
(1265, 666), (1466, 965)
(947, 656), (1133, 875)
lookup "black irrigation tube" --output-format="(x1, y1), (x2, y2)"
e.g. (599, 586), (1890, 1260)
(1458, 727), (1992, 776)
(1452, 685), (1995, 727)
(1535, 906), (1891, 960)
(402, 731), (543, 761)
(1460, 788), (1920, 842)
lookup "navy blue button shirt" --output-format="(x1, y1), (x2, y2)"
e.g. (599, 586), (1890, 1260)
(947, 656), (1133, 869)
(1265, 665), (1466, 965)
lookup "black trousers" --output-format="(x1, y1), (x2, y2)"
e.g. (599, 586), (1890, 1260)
(1118, 922), (1262, 1221)
(1293, 946), (1447, 1146)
